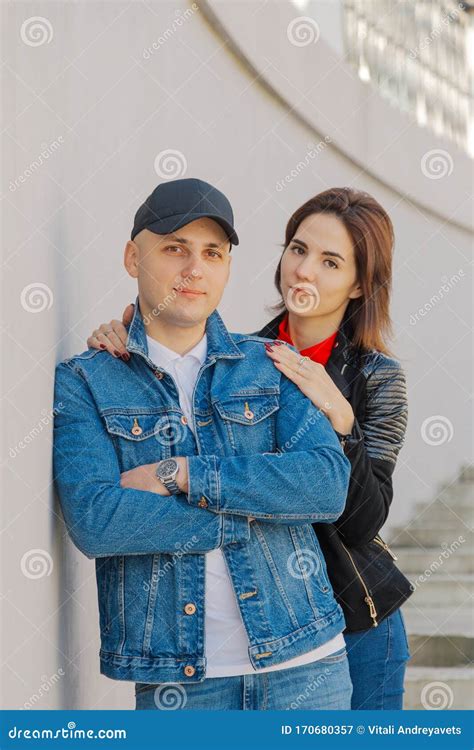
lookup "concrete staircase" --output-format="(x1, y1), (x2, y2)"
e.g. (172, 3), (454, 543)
(388, 465), (474, 710)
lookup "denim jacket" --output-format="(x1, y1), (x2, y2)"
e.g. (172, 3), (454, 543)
(53, 300), (351, 683)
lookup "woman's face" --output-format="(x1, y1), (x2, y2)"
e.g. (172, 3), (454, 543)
(279, 212), (362, 319)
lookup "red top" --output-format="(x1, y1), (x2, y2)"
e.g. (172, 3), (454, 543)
(277, 313), (338, 366)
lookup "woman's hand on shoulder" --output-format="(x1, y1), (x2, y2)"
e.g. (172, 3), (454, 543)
(265, 341), (354, 433)
(86, 303), (135, 359)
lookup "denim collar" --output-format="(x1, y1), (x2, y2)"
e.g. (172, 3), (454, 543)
(126, 295), (244, 364)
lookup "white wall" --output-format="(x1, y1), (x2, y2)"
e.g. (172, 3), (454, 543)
(1, 0), (472, 709)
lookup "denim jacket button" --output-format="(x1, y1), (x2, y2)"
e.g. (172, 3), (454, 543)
(184, 603), (196, 615)
(180, 415), (188, 426)
(154, 370), (164, 380)
(184, 665), (196, 677)
(198, 497), (208, 508)
(131, 418), (142, 436)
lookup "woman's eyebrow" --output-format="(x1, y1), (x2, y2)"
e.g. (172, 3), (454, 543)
(322, 250), (346, 262)
(291, 238), (346, 262)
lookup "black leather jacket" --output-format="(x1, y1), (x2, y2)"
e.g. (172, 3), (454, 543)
(255, 311), (413, 632)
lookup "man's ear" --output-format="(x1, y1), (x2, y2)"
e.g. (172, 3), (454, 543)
(124, 240), (139, 279)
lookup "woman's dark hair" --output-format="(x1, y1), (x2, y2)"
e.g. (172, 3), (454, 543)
(273, 187), (395, 355)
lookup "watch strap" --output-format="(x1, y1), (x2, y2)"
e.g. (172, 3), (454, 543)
(161, 476), (181, 495)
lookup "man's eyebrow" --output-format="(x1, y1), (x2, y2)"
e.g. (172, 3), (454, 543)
(166, 235), (190, 245)
(291, 237), (346, 263)
(166, 236), (227, 250)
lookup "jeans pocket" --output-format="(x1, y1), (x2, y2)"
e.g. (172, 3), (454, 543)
(317, 646), (348, 664)
(397, 608), (411, 659)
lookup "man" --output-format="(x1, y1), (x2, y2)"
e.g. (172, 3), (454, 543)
(53, 178), (352, 710)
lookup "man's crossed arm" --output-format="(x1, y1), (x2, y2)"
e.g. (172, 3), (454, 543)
(53, 361), (350, 560)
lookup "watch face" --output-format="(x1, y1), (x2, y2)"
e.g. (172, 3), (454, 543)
(157, 458), (178, 479)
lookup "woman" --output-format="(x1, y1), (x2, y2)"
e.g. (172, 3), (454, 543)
(86, 187), (412, 710)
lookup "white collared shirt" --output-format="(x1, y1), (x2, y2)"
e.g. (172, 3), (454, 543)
(146, 333), (344, 677)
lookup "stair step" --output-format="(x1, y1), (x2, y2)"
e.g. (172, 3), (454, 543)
(394, 546), (474, 575)
(408, 633), (473, 667)
(390, 527), (473, 547)
(404, 666), (474, 709)
(436, 484), (474, 509)
(413, 500), (473, 526)
(402, 606), (474, 638)
(458, 464), (474, 483)
(396, 468), (474, 710)
(404, 574), (474, 607)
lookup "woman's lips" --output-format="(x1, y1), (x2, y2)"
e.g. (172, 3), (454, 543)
(292, 286), (315, 296)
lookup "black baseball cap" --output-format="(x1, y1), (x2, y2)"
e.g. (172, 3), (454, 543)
(131, 178), (239, 245)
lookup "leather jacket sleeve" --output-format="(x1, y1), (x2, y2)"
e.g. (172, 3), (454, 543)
(333, 356), (408, 546)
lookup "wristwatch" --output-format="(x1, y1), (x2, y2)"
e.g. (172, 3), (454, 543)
(155, 458), (182, 495)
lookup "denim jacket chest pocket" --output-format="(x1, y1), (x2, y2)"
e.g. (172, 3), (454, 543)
(212, 393), (280, 454)
(101, 409), (187, 471)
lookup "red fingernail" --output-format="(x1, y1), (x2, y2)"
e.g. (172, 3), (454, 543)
(264, 343), (274, 351)
(121, 353), (130, 361)
(113, 350), (121, 357)
(99, 343), (106, 349)
(273, 341), (283, 346)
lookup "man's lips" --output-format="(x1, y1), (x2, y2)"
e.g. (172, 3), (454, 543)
(174, 288), (206, 296)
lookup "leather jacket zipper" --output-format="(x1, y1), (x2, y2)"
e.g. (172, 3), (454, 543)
(373, 535), (398, 560)
(340, 540), (378, 627)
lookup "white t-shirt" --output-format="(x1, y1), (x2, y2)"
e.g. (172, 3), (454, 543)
(146, 332), (345, 678)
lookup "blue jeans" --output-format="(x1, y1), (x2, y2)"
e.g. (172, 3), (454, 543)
(135, 646), (352, 710)
(344, 609), (411, 710)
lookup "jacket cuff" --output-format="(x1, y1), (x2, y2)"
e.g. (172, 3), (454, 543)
(186, 455), (220, 511)
(222, 514), (251, 545)
(339, 418), (364, 457)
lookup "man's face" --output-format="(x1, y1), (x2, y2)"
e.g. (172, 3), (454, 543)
(124, 217), (232, 328)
